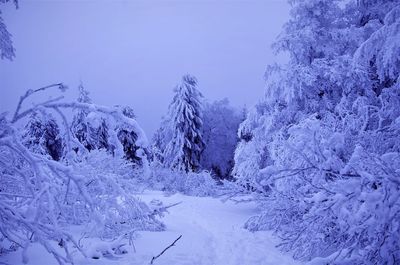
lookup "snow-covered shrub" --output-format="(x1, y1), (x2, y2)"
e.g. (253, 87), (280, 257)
(149, 164), (218, 197)
(62, 149), (164, 238)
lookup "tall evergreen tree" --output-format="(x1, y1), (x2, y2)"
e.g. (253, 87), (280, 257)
(154, 74), (205, 172)
(23, 112), (63, 161)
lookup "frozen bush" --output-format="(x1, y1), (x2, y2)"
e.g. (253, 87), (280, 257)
(149, 164), (218, 197)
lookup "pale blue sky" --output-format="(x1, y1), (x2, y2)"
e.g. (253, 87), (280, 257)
(0, 0), (289, 136)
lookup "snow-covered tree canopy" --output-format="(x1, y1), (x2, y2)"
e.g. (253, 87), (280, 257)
(234, 0), (400, 264)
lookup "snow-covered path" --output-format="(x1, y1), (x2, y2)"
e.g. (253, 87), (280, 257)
(2, 191), (301, 265)
(129, 191), (300, 265)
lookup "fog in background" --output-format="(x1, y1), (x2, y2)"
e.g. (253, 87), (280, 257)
(0, 0), (289, 136)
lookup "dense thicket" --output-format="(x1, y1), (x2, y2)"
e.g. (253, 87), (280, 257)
(234, 0), (400, 263)
(0, 85), (163, 264)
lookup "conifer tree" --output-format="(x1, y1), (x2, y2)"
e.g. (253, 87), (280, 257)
(116, 106), (142, 164)
(154, 74), (205, 172)
(23, 112), (63, 161)
(71, 83), (97, 151)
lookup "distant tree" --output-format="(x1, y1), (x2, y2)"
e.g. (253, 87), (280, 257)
(95, 118), (109, 150)
(154, 74), (205, 172)
(23, 111), (63, 161)
(71, 83), (97, 151)
(201, 99), (243, 179)
(116, 105), (142, 165)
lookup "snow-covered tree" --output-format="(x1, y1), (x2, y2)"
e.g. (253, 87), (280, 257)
(71, 83), (97, 151)
(153, 74), (205, 172)
(71, 83), (110, 152)
(234, 0), (400, 263)
(95, 117), (110, 150)
(22, 111), (63, 161)
(0, 84), (163, 264)
(201, 99), (243, 179)
(116, 105), (143, 165)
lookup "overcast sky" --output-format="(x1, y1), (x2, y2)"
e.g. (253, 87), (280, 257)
(0, 0), (289, 136)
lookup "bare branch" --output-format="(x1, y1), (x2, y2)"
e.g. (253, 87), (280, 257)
(150, 235), (182, 264)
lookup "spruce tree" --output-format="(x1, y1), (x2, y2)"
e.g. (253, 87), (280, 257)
(71, 83), (97, 151)
(96, 118), (109, 151)
(155, 74), (205, 172)
(23, 112), (63, 161)
(116, 106), (142, 164)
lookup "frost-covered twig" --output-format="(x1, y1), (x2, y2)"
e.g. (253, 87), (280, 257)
(12, 83), (66, 123)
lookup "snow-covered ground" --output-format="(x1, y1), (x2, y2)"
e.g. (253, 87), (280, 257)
(1, 191), (301, 265)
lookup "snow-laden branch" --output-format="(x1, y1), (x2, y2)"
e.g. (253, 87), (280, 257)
(0, 85), (161, 264)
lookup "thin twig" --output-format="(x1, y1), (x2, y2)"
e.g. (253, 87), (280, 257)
(12, 83), (64, 123)
(150, 235), (182, 264)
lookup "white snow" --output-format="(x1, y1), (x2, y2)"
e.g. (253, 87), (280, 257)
(1, 190), (301, 265)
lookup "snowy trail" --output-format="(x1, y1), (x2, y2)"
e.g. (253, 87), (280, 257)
(130, 191), (301, 265)
(3, 191), (301, 265)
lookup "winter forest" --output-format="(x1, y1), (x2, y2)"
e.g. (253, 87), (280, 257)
(1, 0), (400, 264)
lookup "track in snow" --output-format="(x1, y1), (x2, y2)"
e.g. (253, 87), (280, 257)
(130, 191), (301, 265)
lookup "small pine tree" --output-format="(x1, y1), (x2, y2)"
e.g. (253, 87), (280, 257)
(71, 83), (98, 151)
(155, 74), (205, 172)
(96, 118), (109, 151)
(23, 112), (63, 161)
(116, 106), (142, 164)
